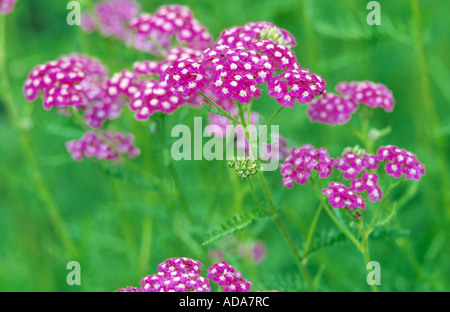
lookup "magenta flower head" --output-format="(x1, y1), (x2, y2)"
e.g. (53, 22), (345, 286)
(24, 54), (108, 110)
(140, 257), (211, 292)
(130, 5), (212, 53)
(0, 0), (17, 14)
(162, 58), (206, 98)
(322, 182), (366, 210)
(215, 21), (296, 49)
(351, 172), (383, 202)
(207, 261), (253, 292)
(82, 69), (141, 128)
(130, 79), (184, 120)
(307, 93), (358, 125)
(66, 131), (140, 161)
(134, 47), (203, 78)
(335, 151), (369, 180)
(377, 145), (425, 180)
(268, 68), (326, 107)
(336, 80), (394, 112)
(280, 145), (335, 188)
(157, 257), (203, 276)
(81, 13), (96, 33)
(161, 21), (326, 106)
(115, 286), (140, 292)
(93, 0), (141, 40)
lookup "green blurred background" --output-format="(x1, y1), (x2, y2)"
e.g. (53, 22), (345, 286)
(0, 0), (449, 291)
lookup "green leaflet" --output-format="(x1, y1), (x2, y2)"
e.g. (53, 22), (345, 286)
(261, 273), (313, 292)
(99, 164), (162, 192)
(202, 209), (267, 246)
(301, 226), (410, 258)
(201, 102), (228, 118)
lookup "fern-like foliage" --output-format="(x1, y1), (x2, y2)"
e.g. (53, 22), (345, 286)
(261, 273), (317, 292)
(100, 164), (163, 192)
(202, 208), (267, 246)
(301, 226), (409, 258)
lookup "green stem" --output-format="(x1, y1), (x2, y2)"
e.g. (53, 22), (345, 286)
(108, 176), (138, 264)
(346, 123), (370, 151)
(259, 106), (286, 141)
(159, 115), (196, 225)
(237, 102), (247, 127)
(410, 0), (450, 216)
(358, 220), (378, 292)
(198, 90), (241, 124)
(246, 102), (252, 127)
(302, 202), (324, 261)
(366, 178), (403, 234)
(253, 174), (316, 292)
(310, 179), (363, 251)
(69, 107), (169, 191)
(139, 216), (153, 274)
(0, 16), (78, 259)
(248, 178), (270, 215)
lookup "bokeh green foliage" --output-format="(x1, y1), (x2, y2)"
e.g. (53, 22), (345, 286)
(0, 0), (449, 291)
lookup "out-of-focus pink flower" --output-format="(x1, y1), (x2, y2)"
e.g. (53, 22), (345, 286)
(130, 5), (212, 53)
(336, 80), (394, 112)
(307, 93), (357, 125)
(80, 13), (96, 33)
(66, 131), (140, 161)
(0, 0), (17, 14)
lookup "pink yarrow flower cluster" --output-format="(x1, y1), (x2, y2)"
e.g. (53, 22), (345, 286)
(84, 70), (141, 128)
(116, 258), (252, 293)
(91, 0), (140, 40)
(66, 132), (140, 161)
(351, 172), (383, 202)
(322, 182), (366, 210)
(139, 258), (211, 292)
(24, 55), (143, 129)
(307, 81), (394, 125)
(268, 68), (326, 107)
(130, 5), (212, 53)
(282, 145), (424, 210)
(163, 41), (325, 106)
(0, 0), (16, 14)
(81, 0), (156, 53)
(207, 261), (253, 292)
(215, 21), (296, 49)
(307, 93), (357, 125)
(280, 145), (335, 188)
(133, 47), (203, 77)
(24, 54), (108, 110)
(335, 151), (380, 180)
(129, 79), (184, 120)
(377, 145), (425, 180)
(336, 81), (394, 112)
